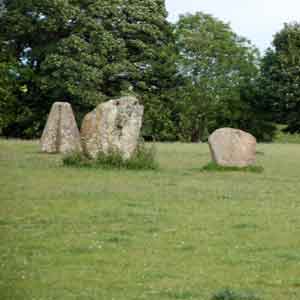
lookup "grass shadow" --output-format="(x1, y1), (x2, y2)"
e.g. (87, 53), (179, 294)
(256, 151), (265, 156)
(212, 288), (262, 300)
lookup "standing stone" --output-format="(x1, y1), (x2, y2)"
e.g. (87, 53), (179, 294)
(80, 109), (98, 158)
(81, 96), (144, 160)
(208, 128), (256, 167)
(40, 102), (82, 154)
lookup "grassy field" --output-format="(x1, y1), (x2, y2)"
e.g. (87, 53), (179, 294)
(1, 139), (300, 300)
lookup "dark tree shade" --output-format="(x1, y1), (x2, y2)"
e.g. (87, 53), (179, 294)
(0, 0), (178, 139)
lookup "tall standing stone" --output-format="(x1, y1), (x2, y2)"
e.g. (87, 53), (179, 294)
(81, 96), (144, 160)
(80, 109), (98, 158)
(41, 102), (82, 154)
(208, 128), (257, 167)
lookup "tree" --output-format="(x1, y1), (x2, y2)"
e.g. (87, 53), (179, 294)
(0, 60), (34, 137)
(0, 0), (178, 139)
(0, 0), (83, 137)
(173, 12), (274, 142)
(260, 22), (300, 133)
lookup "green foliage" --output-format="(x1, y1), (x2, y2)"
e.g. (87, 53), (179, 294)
(62, 151), (91, 168)
(0, 3), (279, 141)
(260, 22), (300, 133)
(63, 143), (158, 170)
(0, 0), (177, 139)
(201, 162), (264, 173)
(212, 288), (261, 300)
(0, 62), (16, 135)
(0, 60), (40, 138)
(174, 13), (275, 142)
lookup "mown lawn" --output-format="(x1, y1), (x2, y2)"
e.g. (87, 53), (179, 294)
(1, 139), (300, 300)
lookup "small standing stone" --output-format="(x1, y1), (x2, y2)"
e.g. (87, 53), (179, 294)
(40, 102), (82, 154)
(81, 96), (144, 160)
(208, 128), (256, 167)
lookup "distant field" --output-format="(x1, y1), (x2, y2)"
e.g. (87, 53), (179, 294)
(1, 139), (300, 300)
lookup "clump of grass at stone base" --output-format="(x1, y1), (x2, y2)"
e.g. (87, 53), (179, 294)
(212, 288), (262, 300)
(62, 143), (158, 170)
(201, 161), (264, 173)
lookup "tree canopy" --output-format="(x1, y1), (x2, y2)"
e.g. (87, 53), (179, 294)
(260, 22), (300, 133)
(0, 2), (285, 141)
(173, 13), (274, 141)
(0, 0), (177, 138)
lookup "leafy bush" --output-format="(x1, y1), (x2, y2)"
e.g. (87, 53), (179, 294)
(212, 288), (261, 300)
(62, 143), (158, 170)
(201, 162), (264, 173)
(62, 151), (91, 168)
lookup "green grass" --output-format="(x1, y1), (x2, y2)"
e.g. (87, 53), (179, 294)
(1, 139), (300, 300)
(201, 162), (264, 173)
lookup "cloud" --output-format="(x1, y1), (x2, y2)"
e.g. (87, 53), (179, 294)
(165, 0), (300, 53)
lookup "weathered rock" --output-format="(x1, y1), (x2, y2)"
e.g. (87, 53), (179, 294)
(81, 96), (144, 159)
(80, 109), (98, 158)
(40, 102), (82, 154)
(208, 128), (256, 167)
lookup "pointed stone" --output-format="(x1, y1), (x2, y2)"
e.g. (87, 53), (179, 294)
(40, 102), (82, 154)
(81, 96), (144, 160)
(208, 128), (256, 167)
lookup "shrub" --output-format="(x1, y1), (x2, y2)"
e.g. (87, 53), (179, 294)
(62, 143), (158, 170)
(62, 151), (91, 168)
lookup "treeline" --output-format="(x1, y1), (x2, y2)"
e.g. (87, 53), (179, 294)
(0, 0), (299, 141)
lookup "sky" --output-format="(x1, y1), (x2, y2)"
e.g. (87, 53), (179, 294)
(165, 0), (300, 53)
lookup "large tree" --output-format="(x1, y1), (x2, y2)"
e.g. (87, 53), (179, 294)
(260, 22), (300, 133)
(0, 0), (178, 139)
(173, 12), (274, 142)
